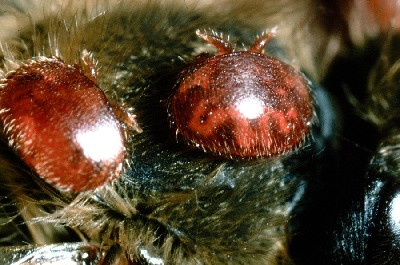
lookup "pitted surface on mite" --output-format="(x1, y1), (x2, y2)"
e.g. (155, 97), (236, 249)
(170, 32), (313, 158)
(0, 57), (125, 191)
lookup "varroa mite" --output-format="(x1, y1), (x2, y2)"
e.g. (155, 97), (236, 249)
(169, 30), (314, 158)
(0, 53), (141, 192)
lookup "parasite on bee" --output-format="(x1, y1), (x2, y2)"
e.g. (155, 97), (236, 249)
(169, 30), (313, 158)
(0, 55), (142, 192)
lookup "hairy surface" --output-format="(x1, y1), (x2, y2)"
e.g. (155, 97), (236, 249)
(1, 0), (400, 265)
(0, 1), (316, 264)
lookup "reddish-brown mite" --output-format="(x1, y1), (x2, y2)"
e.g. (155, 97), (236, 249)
(0, 54), (141, 192)
(169, 30), (314, 158)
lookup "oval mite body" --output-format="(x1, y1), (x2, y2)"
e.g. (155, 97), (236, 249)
(169, 31), (313, 158)
(0, 57), (125, 192)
